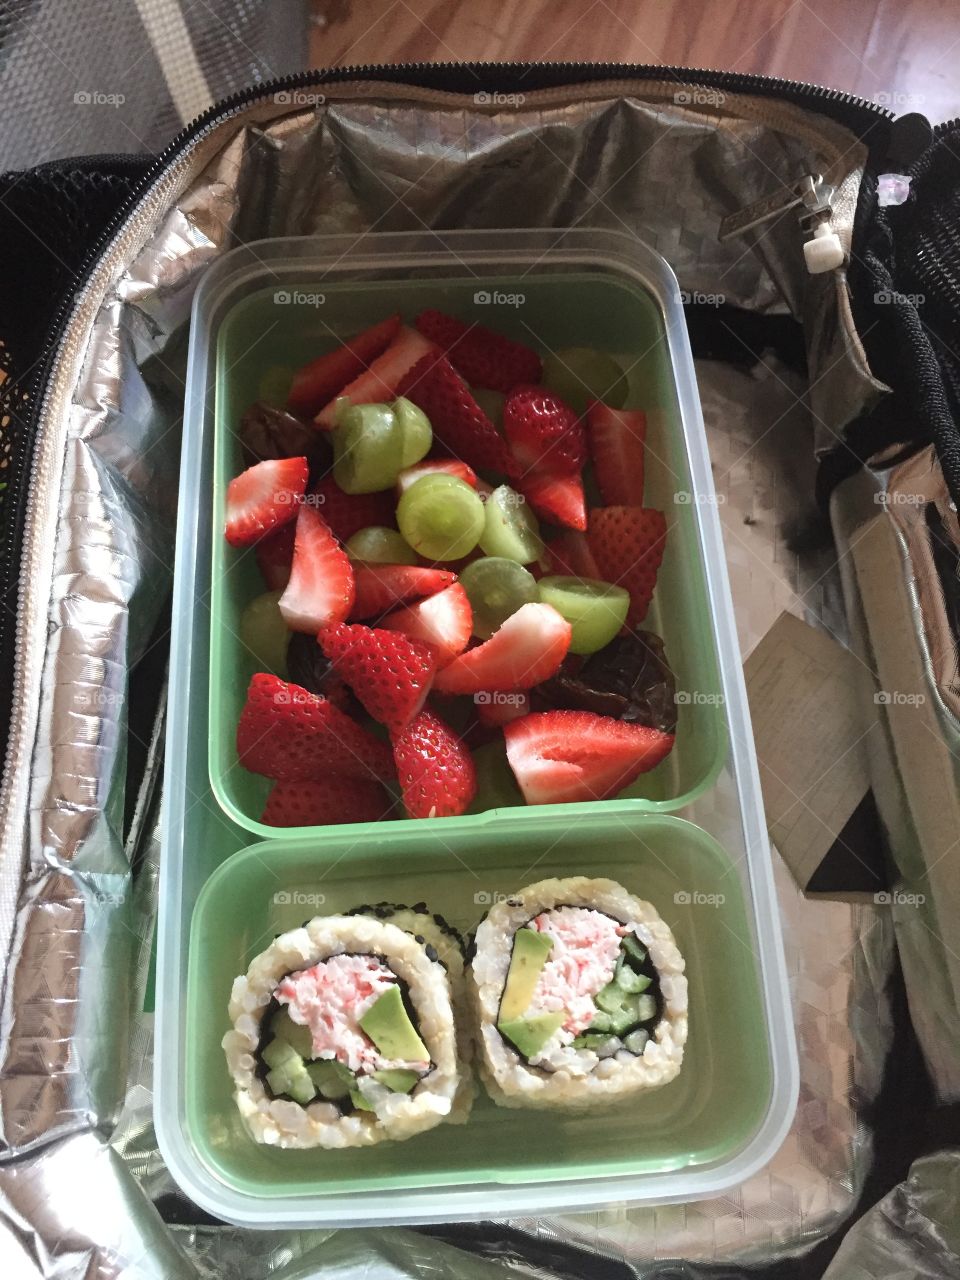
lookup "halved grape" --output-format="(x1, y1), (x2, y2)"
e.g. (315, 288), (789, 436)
(396, 473), (485, 561)
(459, 557), (540, 639)
(239, 590), (289, 672)
(541, 348), (628, 416)
(345, 526), (418, 565)
(332, 402), (404, 493)
(537, 575), (630, 654)
(467, 741), (523, 813)
(478, 485), (543, 564)
(392, 396), (432, 467)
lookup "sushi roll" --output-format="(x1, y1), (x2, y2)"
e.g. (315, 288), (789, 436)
(469, 876), (687, 1109)
(222, 913), (464, 1148)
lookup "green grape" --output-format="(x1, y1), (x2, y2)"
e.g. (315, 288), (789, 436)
(239, 590), (290, 672)
(257, 364), (294, 406)
(459, 557), (540, 639)
(392, 396), (433, 467)
(472, 388), (505, 428)
(332, 402), (404, 494)
(538, 576), (630, 655)
(541, 348), (628, 416)
(345, 526), (417, 565)
(396, 474), (485, 561)
(478, 484), (543, 563)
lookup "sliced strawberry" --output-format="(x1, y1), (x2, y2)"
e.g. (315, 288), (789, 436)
(414, 310), (542, 393)
(545, 530), (601, 579)
(315, 327), (436, 428)
(318, 623), (436, 734)
(309, 474), (395, 543)
(287, 314), (401, 418)
(396, 351), (518, 477)
(395, 458), (478, 496)
(278, 504), (355, 633)
(476, 689), (531, 727)
(255, 522), (297, 590)
(588, 506), (667, 625)
(263, 774), (392, 826)
(237, 673), (394, 782)
(380, 583), (472, 665)
(586, 402), (647, 505)
(503, 386), (585, 477)
(224, 456), (308, 547)
(520, 469), (587, 531)
(433, 602), (571, 694)
(391, 707), (477, 818)
(350, 565), (456, 620)
(503, 709), (674, 805)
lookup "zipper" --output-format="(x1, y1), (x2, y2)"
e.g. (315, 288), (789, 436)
(0, 60), (902, 842)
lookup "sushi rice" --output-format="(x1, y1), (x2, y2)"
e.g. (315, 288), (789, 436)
(469, 876), (688, 1109)
(223, 914), (464, 1148)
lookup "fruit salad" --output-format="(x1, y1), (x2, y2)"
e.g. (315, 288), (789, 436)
(223, 311), (678, 825)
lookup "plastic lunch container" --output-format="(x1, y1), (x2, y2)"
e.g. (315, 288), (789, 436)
(155, 229), (798, 1227)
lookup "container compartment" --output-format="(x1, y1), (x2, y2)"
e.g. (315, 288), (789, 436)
(182, 814), (773, 1218)
(208, 266), (727, 838)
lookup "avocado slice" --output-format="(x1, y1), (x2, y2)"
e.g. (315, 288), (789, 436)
(306, 1059), (352, 1100)
(499, 928), (553, 1023)
(498, 1011), (564, 1058)
(270, 1007), (314, 1059)
(359, 984), (429, 1062)
(373, 1068), (420, 1093)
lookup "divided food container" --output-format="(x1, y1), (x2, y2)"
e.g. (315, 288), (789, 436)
(155, 228), (798, 1226)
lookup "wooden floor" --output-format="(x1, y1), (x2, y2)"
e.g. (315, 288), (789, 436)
(310, 0), (960, 125)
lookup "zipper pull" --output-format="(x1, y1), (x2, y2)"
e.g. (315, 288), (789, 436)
(719, 173), (843, 274)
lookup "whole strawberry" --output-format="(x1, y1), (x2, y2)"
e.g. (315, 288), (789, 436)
(392, 707), (477, 818)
